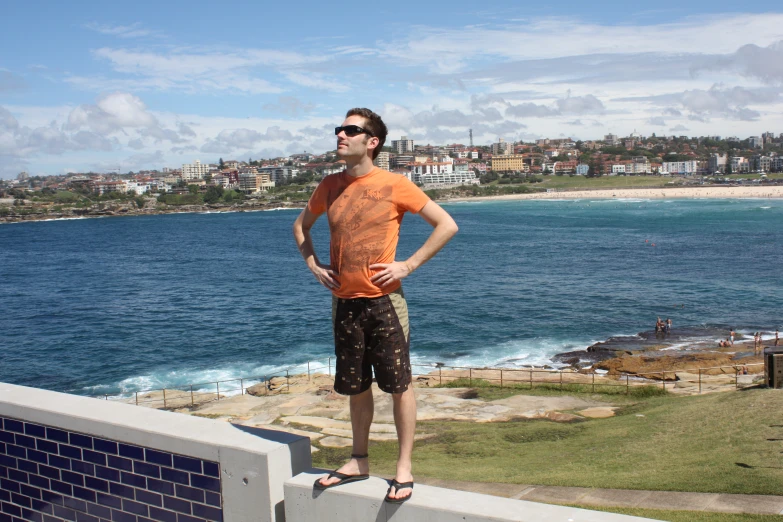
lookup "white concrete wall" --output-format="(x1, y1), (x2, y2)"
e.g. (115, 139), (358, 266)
(285, 471), (661, 522)
(0, 382), (312, 522)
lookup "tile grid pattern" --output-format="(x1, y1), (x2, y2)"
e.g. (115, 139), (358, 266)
(0, 417), (222, 522)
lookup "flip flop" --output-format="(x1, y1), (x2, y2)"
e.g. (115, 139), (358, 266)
(313, 453), (370, 490)
(385, 479), (414, 504)
(313, 471), (369, 490)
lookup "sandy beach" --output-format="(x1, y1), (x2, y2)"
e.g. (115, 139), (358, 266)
(451, 184), (783, 202)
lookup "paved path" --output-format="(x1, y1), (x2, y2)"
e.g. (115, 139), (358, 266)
(415, 477), (783, 516)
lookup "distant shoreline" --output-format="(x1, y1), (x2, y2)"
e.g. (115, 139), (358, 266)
(4, 185), (781, 224)
(448, 185), (783, 202)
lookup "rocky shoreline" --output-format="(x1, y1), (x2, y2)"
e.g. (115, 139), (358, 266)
(0, 200), (306, 224)
(553, 327), (766, 379)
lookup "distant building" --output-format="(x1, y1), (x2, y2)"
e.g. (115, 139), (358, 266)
(409, 161), (453, 184)
(259, 166), (299, 183)
(182, 160), (210, 180)
(752, 155), (771, 173)
(491, 155), (528, 172)
(748, 136), (763, 149)
(491, 139), (512, 156)
(390, 136), (415, 154)
(708, 154), (727, 174)
(576, 164), (589, 176)
(374, 151), (390, 171)
(662, 160), (699, 175)
(730, 157), (750, 173)
(239, 173), (274, 193)
(420, 170), (479, 186)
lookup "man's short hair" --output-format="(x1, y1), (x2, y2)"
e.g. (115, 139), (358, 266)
(346, 108), (387, 160)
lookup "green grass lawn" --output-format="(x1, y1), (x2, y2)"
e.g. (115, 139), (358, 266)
(566, 506), (782, 522)
(312, 387), (783, 496)
(537, 175), (687, 190)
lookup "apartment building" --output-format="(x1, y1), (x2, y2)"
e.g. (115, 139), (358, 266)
(259, 166), (299, 182)
(708, 153), (727, 174)
(730, 157), (750, 173)
(420, 170), (479, 186)
(409, 161), (453, 184)
(182, 160), (211, 180)
(239, 173), (274, 193)
(374, 151), (390, 171)
(92, 180), (126, 195)
(390, 136), (415, 154)
(662, 160), (699, 175)
(491, 155), (527, 172)
(491, 139), (512, 156)
(753, 155), (771, 172)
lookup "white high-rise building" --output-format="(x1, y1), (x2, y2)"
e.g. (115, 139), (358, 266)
(390, 136), (415, 154)
(182, 160), (210, 180)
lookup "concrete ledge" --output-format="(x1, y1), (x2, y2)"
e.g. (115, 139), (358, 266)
(0, 382), (312, 522)
(285, 470), (662, 521)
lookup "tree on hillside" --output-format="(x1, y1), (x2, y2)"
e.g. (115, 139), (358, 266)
(219, 158), (225, 169)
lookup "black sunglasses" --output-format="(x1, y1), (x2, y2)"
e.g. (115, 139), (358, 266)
(334, 125), (374, 137)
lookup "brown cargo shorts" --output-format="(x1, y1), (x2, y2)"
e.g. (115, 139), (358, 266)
(331, 287), (411, 395)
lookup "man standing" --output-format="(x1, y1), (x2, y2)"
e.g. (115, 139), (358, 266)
(293, 108), (458, 503)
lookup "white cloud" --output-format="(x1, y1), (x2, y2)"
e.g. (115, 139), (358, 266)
(84, 23), (158, 39)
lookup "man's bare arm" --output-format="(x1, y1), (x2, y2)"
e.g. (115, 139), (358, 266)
(293, 207), (340, 290)
(370, 200), (458, 287)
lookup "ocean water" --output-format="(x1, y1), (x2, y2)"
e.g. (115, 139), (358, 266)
(1, 198), (781, 397)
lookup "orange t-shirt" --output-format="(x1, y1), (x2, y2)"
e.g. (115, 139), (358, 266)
(307, 168), (430, 299)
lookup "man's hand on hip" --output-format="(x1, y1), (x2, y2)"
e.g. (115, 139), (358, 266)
(369, 261), (412, 288)
(310, 262), (340, 290)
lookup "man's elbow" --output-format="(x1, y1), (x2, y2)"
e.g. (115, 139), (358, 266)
(441, 217), (459, 238)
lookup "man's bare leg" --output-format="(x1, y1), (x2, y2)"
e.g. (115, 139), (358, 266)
(388, 386), (416, 500)
(318, 387), (373, 486)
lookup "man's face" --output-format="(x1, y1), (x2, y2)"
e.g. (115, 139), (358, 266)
(336, 115), (374, 160)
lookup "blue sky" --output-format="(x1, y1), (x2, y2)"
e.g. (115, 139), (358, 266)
(2, 0), (783, 178)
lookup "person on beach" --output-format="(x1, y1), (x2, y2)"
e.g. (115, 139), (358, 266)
(665, 318), (672, 334)
(293, 108), (458, 504)
(730, 329), (735, 345)
(775, 329), (779, 347)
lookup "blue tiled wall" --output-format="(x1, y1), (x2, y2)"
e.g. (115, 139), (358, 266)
(0, 416), (222, 522)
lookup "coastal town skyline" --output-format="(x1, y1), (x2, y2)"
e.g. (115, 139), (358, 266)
(2, 0), (783, 178)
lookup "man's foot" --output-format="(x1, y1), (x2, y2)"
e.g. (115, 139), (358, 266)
(315, 454), (369, 489)
(385, 476), (414, 503)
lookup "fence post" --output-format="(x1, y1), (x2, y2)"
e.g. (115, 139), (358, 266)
(240, 378), (244, 395)
(135, 392), (138, 406)
(439, 366), (442, 385)
(190, 385), (194, 407)
(216, 381), (220, 401)
(264, 376), (268, 395)
(307, 361), (311, 381)
(735, 367), (738, 390)
(328, 357), (332, 377)
(592, 371), (595, 393)
(163, 389), (167, 408)
(560, 370), (563, 390)
(286, 370), (290, 393)
(500, 369), (503, 389)
(469, 368), (472, 387)
(662, 371), (665, 391)
(529, 369), (533, 389)
(698, 369), (702, 394)
(626, 374), (629, 395)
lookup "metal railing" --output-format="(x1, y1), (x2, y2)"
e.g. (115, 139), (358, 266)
(98, 358), (765, 407)
(410, 362), (766, 395)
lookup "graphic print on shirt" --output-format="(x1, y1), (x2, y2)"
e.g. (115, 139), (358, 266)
(327, 184), (395, 274)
